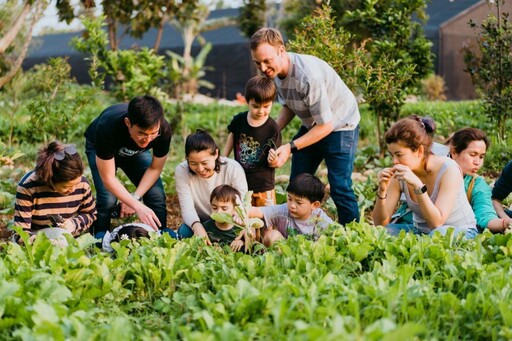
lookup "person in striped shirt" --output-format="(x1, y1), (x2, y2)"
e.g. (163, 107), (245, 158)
(13, 141), (96, 239)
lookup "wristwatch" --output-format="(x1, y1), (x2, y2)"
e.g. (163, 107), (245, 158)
(413, 184), (428, 195)
(132, 193), (142, 201)
(289, 141), (298, 153)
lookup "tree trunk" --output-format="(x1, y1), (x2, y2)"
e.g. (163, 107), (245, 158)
(0, 2), (31, 53)
(153, 17), (166, 51)
(0, 1), (44, 89)
(107, 18), (118, 51)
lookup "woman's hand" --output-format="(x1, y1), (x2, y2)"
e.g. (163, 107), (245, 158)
(392, 164), (423, 189)
(377, 167), (395, 194)
(192, 223), (212, 245)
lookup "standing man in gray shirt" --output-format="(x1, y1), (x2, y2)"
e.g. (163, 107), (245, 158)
(250, 27), (360, 225)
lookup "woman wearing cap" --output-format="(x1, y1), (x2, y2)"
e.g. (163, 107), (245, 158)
(13, 141), (96, 241)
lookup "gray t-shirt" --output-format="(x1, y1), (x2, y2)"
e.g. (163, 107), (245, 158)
(260, 204), (333, 239)
(275, 52), (360, 131)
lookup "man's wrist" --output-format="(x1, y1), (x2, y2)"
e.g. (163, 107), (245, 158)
(289, 141), (298, 153)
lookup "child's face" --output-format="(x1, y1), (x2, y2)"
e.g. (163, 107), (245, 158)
(211, 198), (236, 216)
(286, 193), (320, 221)
(248, 99), (272, 122)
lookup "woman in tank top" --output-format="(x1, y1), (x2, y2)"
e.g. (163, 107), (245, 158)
(372, 115), (478, 238)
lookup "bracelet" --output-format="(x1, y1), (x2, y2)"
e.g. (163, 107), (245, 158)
(191, 221), (201, 229)
(132, 193), (142, 201)
(376, 192), (387, 200)
(503, 218), (507, 230)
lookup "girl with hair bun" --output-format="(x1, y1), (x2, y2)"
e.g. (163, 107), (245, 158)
(13, 141), (96, 241)
(372, 115), (478, 238)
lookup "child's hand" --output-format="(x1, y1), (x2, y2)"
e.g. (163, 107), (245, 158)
(267, 148), (279, 167)
(61, 219), (77, 235)
(230, 239), (244, 252)
(233, 213), (244, 226)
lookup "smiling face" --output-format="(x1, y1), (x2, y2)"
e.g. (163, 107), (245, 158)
(286, 193), (320, 221)
(451, 140), (487, 176)
(388, 142), (424, 170)
(251, 43), (287, 79)
(125, 118), (161, 148)
(53, 176), (81, 195)
(187, 149), (219, 178)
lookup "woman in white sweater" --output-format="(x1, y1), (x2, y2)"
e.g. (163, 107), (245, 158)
(175, 129), (248, 244)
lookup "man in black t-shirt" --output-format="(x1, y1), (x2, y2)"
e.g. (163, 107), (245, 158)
(85, 95), (172, 238)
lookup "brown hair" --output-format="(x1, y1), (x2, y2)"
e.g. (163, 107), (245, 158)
(210, 184), (241, 206)
(250, 27), (285, 50)
(244, 76), (276, 103)
(35, 141), (84, 186)
(385, 115), (436, 169)
(446, 127), (490, 155)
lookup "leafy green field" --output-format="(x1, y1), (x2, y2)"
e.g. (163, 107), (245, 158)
(1, 97), (512, 339)
(2, 224), (512, 340)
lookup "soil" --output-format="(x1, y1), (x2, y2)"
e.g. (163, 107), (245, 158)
(0, 193), (183, 242)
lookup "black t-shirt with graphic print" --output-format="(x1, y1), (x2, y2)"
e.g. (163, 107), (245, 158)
(227, 111), (281, 192)
(85, 103), (172, 160)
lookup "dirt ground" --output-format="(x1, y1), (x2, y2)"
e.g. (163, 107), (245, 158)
(0, 194), (183, 242)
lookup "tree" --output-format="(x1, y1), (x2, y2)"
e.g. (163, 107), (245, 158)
(0, 0), (47, 89)
(289, 2), (431, 155)
(168, 0), (236, 96)
(238, 0), (266, 38)
(56, 0), (179, 51)
(344, 0), (432, 153)
(287, 5), (360, 91)
(278, 0), (360, 40)
(464, 0), (512, 140)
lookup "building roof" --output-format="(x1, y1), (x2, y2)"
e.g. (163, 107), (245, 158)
(423, 0), (482, 33)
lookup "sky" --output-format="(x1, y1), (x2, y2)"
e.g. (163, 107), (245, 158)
(33, 0), (247, 36)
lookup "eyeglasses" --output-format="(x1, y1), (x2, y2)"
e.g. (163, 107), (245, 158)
(54, 144), (77, 161)
(135, 131), (161, 141)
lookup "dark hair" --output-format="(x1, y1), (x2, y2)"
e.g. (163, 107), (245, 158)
(385, 115), (436, 169)
(286, 173), (325, 203)
(127, 95), (164, 129)
(35, 141), (84, 186)
(244, 76), (276, 104)
(210, 184), (241, 206)
(250, 27), (285, 50)
(114, 225), (150, 242)
(446, 127), (490, 155)
(185, 129), (222, 173)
